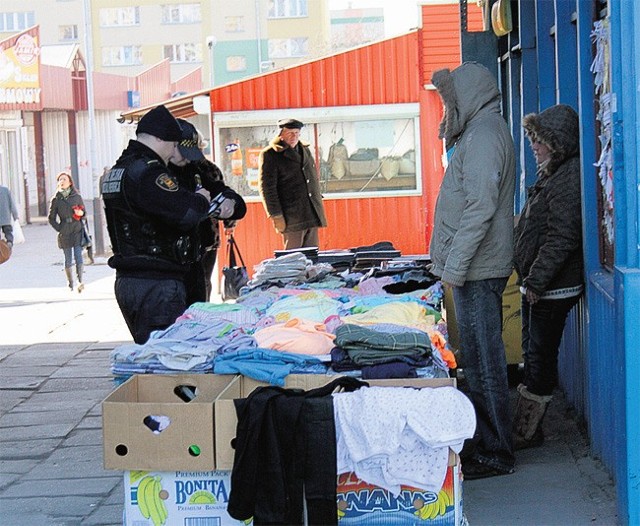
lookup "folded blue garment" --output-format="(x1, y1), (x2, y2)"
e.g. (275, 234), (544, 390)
(214, 348), (325, 387)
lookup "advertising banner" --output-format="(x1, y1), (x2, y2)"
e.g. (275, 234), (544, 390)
(0, 25), (42, 109)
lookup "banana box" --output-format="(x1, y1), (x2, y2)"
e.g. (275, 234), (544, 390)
(123, 469), (252, 526)
(336, 454), (463, 526)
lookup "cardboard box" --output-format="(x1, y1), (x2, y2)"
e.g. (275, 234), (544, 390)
(103, 374), (241, 471)
(123, 469), (251, 526)
(337, 453), (463, 525)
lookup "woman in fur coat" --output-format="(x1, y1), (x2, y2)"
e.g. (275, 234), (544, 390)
(513, 104), (584, 449)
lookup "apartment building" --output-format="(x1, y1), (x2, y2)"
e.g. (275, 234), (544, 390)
(0, 0), (332, 89)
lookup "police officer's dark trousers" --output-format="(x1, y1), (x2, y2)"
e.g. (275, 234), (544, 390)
(114, 275), (186, 344)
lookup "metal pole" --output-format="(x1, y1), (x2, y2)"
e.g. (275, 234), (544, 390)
(82, 0), (105, 256)
(207, 36), (217, 87)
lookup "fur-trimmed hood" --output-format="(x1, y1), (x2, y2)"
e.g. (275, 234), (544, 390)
(522, 104), (579, 176)
(431, 62), (502, 148)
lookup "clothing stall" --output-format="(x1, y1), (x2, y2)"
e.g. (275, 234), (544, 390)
(102, 245), (474, 525)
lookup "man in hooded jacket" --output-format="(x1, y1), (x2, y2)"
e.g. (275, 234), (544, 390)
(430, 62), (516, 479)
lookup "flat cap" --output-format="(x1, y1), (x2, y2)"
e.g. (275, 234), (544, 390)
(277, 118), (304, 129)
(136, 105), (183, 142)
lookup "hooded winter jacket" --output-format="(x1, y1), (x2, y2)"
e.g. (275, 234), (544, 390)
(429, 62), (516, 286)
(514, 104), (583, 296)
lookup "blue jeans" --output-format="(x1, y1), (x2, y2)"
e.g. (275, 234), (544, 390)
(521, 295), (580, 396)
(453, 277), (514, 471)
(62, 245), (83, 268)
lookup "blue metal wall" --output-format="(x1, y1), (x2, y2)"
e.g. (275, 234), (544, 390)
(609, 0), (640, 522)
(499, 1), (640, 523)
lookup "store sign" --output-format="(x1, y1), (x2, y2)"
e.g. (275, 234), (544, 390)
(0, 26), (41, 108)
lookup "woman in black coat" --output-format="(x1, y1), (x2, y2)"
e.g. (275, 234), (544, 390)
(48, 172), (87, 292)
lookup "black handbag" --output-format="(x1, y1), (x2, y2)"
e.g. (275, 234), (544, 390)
(221, 235), (249, 301)
(81, 218), (92, 248)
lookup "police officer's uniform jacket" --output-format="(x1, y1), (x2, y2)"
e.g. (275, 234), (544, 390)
(102, 140), (209, 278)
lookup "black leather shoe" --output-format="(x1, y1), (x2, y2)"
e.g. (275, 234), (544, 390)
(463, 458), (514, 480)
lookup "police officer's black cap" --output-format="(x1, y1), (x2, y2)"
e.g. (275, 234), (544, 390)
(136, 105), (183, 142)
(177, 119), (205, 161)
(277, 118), (304, 129)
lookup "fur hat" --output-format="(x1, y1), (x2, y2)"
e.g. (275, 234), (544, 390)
(136, 105), (183, 142)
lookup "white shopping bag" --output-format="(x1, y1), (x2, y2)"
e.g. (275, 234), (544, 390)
(13, 219), (25, 244)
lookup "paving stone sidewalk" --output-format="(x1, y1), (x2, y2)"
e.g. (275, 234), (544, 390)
(0, 223), (619, 525)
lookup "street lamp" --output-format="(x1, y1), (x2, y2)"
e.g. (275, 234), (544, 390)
(82, 0), (105, 256)
(206, 36), (217, 87)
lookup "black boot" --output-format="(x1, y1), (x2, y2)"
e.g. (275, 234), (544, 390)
(76, 264), (84, 293)
(64, 267), (74, 291)
(513, 384), (552, 450)
(86, 246), (94, 265)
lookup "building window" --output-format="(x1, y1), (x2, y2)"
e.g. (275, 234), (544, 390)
(268, 0), (308, 18)
(268, 37), (308, 58)
(226, 56), (247, 72)
(224, 16), (245, 33)
(163, 43), (202, 63)
(0, 12), (35, 32)
(214, 104), (420, 198)
(161, 4), (201, 24)
(59, 25), (78, 41)
(102, 46), (143, 66)
(99, 7), (140, 27)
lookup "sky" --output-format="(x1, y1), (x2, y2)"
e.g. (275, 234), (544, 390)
(328, 0), (422, 38)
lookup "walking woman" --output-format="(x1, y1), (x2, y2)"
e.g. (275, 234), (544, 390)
(48, 172), (86, 292)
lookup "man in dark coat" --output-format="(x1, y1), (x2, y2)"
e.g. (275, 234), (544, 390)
(102, 105), (211, 344)
(258, 118), (327, 249)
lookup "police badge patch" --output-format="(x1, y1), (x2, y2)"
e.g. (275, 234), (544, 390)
(155, 173), (178, 191)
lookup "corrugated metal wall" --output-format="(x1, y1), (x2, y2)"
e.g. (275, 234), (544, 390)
(41, 112), (71, 201)
(93, 71), (133, 110)
(212, 32), (421, 111)
(40, 65), (74, 110)
(421, 2), (484, 84)
(172, 68), (203, 97)
(75, 110), (128, 198)
(211, 31), (435, 271)
(135, 59), (172, 108)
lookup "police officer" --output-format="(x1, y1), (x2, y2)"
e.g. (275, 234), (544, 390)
(102, 105), (211, 344)
(171, 119), (246, 304)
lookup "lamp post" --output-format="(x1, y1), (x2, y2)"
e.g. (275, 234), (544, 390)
(82, 0), (105, 256)
(206, 36), (217, 87)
